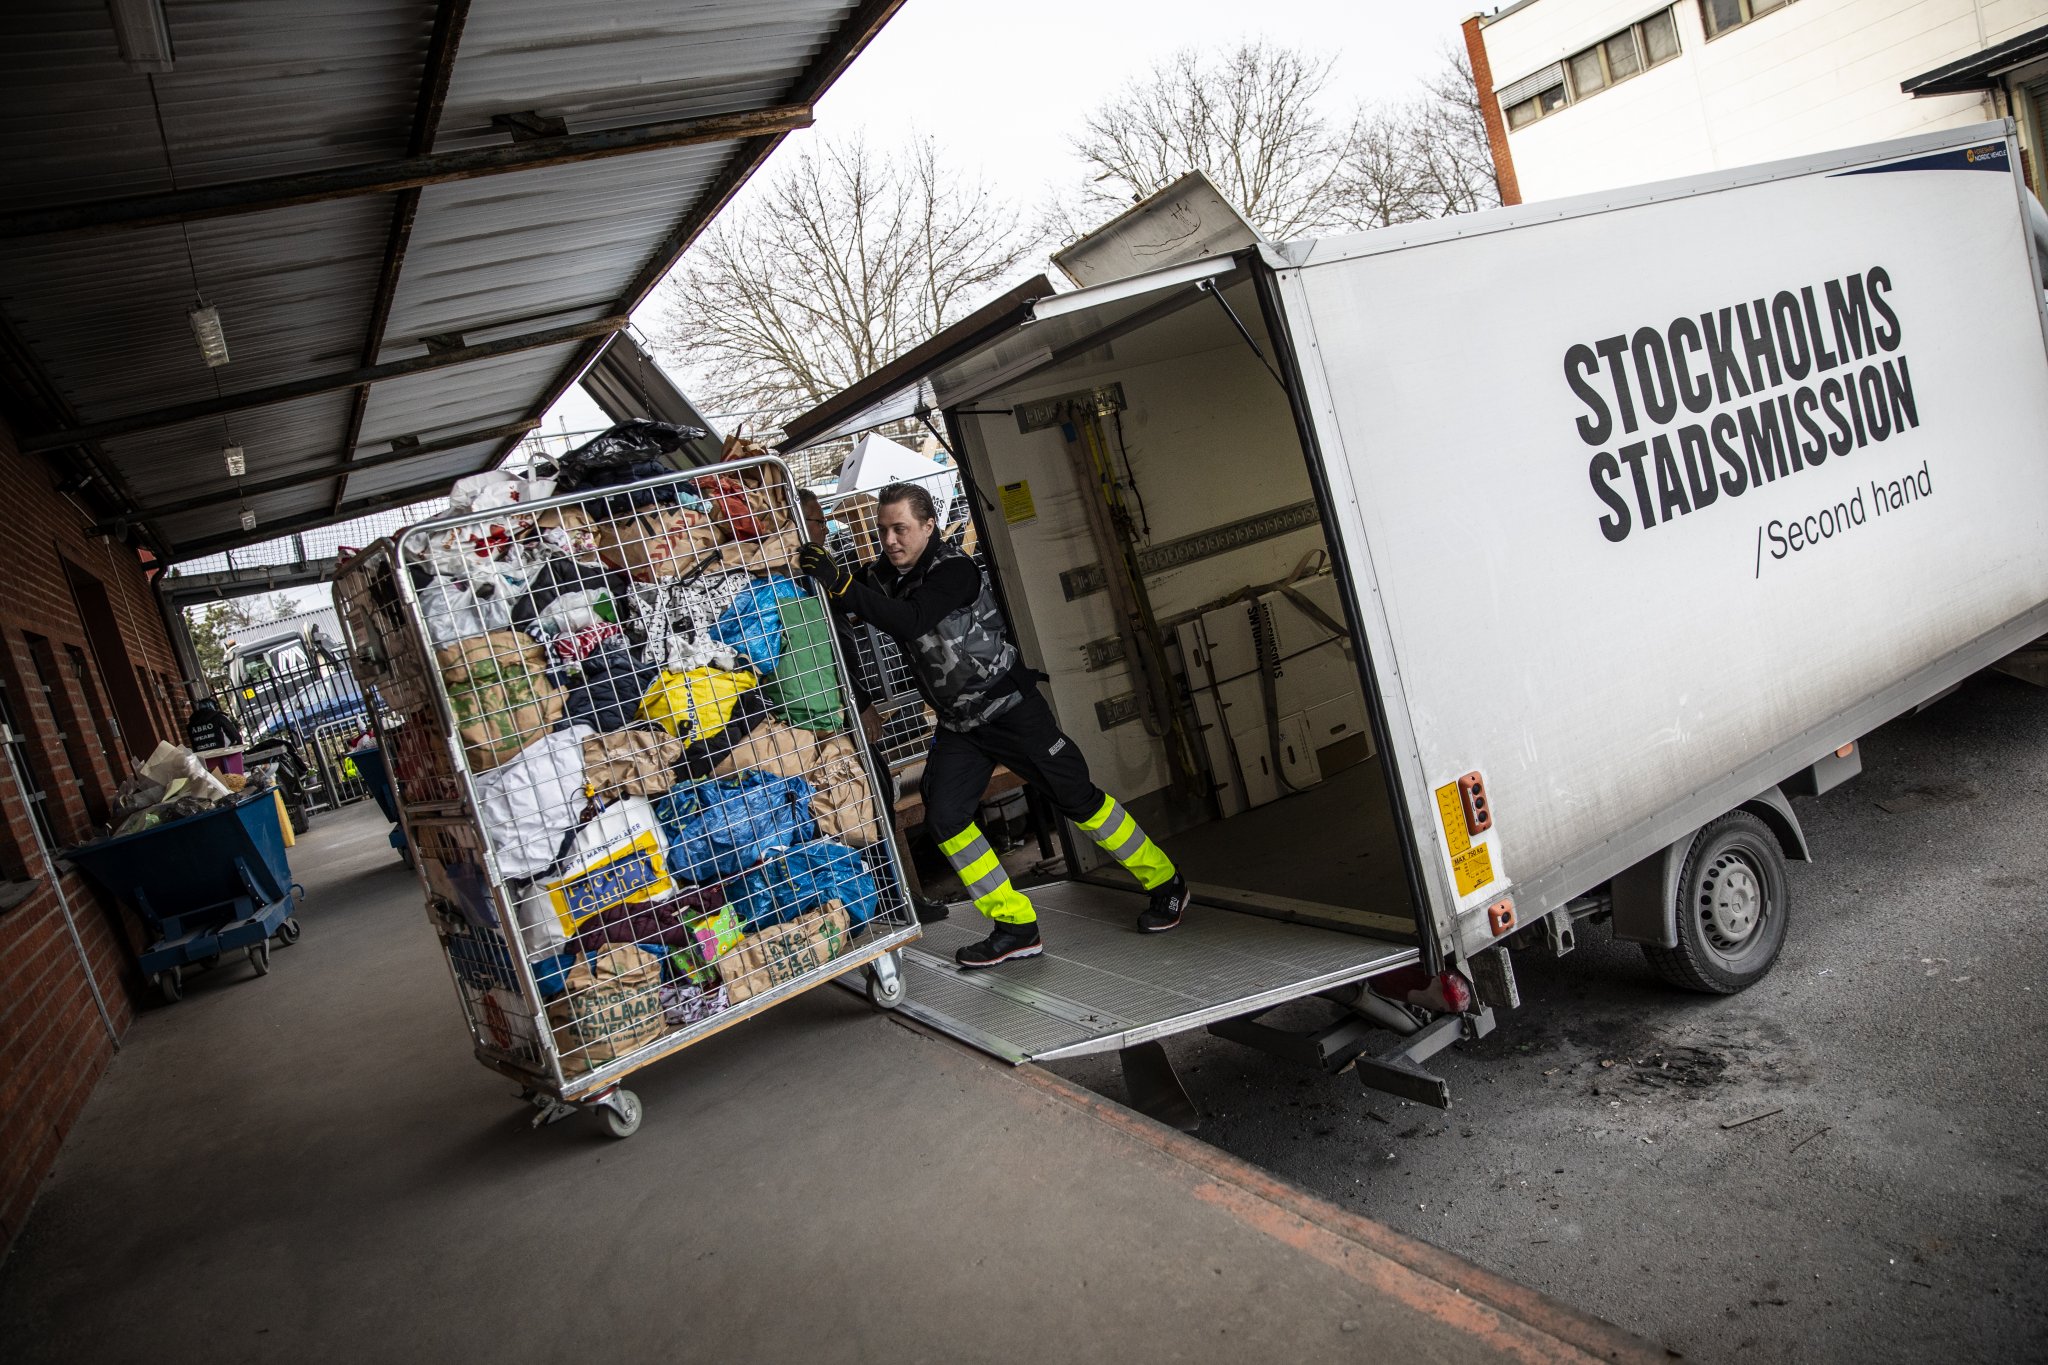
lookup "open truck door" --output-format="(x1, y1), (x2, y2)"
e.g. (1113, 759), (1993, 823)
(786, 248), (1466, 1121)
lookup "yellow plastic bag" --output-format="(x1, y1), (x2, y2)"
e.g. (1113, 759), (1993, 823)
(637, 666), (758, 742)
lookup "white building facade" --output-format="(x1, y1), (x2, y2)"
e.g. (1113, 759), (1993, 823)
(1466, 0), (2048, 202)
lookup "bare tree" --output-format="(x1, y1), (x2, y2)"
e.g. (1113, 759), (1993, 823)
(1060, 42), (1357, 242)
(1399, 48), (1501, 219)
(657, 137), (1041, 436)
(1057, 42), (1499, 244)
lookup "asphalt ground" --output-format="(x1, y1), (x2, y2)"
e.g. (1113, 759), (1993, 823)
(1047, 670), (2048, 1363)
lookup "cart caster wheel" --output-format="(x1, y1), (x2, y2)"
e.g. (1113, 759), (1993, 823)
(155, 967), (183, 1003)
(865, 955), (906, 1011)
(248, 939), (271, 976)
(200, 953), (221, 972)
(601, 1089), (642, 1139)
(276, 917), (301, 946)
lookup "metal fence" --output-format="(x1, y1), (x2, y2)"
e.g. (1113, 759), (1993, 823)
(204, 651), (373, 811)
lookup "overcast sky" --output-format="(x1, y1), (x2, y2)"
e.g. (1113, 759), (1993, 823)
(543, 0), (1487, 437)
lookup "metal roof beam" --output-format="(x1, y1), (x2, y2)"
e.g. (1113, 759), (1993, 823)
(0, 103), (814, 239)
(333, 0), (473, 514)
(171, 468), (485, 560)
(486, 0), (910, 473)
(20, 316), (623, 454)
(102, 418), (537, 530)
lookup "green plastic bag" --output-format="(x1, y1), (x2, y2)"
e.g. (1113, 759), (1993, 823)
(761, 593), (844, 731)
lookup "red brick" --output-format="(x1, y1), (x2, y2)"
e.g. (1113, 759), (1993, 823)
(1463, 16), (1522, 208)
(0, 412), (154, 1259)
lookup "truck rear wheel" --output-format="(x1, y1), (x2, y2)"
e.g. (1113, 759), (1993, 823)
(1643, 810), (1787, 994)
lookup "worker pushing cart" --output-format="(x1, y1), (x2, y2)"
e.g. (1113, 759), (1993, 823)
(798, 481), (1191, 968)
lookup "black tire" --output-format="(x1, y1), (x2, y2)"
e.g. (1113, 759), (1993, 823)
(1643, 810), (1788, 994)
(275, 917), (301, 946)
(289, 805), (310, 837)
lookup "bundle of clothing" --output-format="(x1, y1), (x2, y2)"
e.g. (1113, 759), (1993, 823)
(404, 422), (896, 1072)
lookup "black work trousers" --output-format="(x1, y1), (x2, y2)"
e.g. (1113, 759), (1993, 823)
(919, 688), (1104, 844)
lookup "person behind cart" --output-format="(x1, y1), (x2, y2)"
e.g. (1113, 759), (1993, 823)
(798, 488), (950, 926)
(798, 482), (1190, 968)
(185, 695), (243, 751)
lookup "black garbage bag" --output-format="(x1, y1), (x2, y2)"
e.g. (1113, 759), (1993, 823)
(550, 419), (708, 519)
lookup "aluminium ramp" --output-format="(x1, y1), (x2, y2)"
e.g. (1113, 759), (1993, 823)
(897, 881), (1416, 1062)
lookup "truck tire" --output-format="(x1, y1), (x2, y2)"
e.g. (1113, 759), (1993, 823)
(1643, 810), (1788, 994)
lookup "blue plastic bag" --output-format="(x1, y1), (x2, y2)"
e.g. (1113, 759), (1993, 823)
(711, 575), (805, 677)
(654, 771), (816, 883)
(725, 838), (880, 931)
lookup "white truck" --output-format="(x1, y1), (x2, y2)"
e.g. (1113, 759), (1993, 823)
(782, 122), (2048, 1119)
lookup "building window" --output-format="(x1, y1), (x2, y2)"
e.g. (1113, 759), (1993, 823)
(0, 675), (59, 855)
(1503, 8), (1682, 127)
(1702, 0), (1793, 40)
(25, 634), (100, 833)
(1502, 64), (1569, 129)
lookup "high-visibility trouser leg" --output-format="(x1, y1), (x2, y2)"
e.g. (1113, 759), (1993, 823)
(937, 823), (1036, 924)
(1076, 794), (1177, 891)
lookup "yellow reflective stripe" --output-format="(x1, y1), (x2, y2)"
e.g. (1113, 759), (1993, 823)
(938, 824), (986, 857)
(1123, 838), (1177, 892)
(1077, 794), (1119, 832)
(976, 882), (1037, 923)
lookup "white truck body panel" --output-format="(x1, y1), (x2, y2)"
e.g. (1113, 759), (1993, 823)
(1274, 121), (2048, 949)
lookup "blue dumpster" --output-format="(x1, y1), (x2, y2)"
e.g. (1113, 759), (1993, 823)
(66, 790), (302, 1003)
(351, 743), (412, 867)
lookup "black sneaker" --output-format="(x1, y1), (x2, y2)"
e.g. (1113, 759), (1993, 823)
(955, 921), (1043, 969)
(912, 895), (952, 924)
(1137, 876), (1190, 933)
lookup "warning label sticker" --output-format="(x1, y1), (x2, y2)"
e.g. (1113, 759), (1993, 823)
(1434, 782), (1470, 856)
(1000, 479), (1036, 525)
(1452, 843), (1495, 897)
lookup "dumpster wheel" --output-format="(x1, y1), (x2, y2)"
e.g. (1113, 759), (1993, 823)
(276, 917), (301, 946)
(248, 938), (271, 976)
(155, 967), (183, 1003)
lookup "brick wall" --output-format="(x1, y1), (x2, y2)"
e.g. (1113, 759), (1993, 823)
(1463, 15), (1523, 209)
(0, 411), (179, 1258)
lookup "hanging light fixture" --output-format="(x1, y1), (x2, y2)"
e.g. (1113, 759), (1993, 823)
(188, 303), (229, 367)
(223, 445), (245, 477)
(239, 508), (257, 532)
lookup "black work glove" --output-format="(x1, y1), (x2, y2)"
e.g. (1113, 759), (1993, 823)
(797, 542), (852, 597)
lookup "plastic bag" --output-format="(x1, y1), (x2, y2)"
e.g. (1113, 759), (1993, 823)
(710, 577), (791, 675)
(550, 420), (707, 516)
(472, 724), (592, 881)
(654, 771), (816, 883)
(538, 796), (675, 940)
(138, 741), (232, 803)
(725, 838), (879, 931)
(637, 666), (758, 743)
(759, 588), (845, 731)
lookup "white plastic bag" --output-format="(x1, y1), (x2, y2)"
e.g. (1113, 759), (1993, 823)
(472, 724), (593, 881)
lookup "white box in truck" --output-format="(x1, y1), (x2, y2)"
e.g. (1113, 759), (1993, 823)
(781, 124), (2048, 1113)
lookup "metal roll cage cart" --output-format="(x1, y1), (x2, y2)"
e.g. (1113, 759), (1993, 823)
(337, 452), (920, 1138)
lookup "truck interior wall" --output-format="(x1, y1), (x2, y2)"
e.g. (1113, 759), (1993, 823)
(952, 283), (1418, 934)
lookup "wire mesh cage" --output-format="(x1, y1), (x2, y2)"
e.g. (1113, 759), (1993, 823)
(336, 440), (918, 1131)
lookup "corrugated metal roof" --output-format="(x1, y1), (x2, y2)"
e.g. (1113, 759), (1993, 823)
(0, 0), (902, 558)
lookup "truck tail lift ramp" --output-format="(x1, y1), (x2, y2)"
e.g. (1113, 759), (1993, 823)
(897, 883), (1420, 1127)
(796, 124), (2048, 1117)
